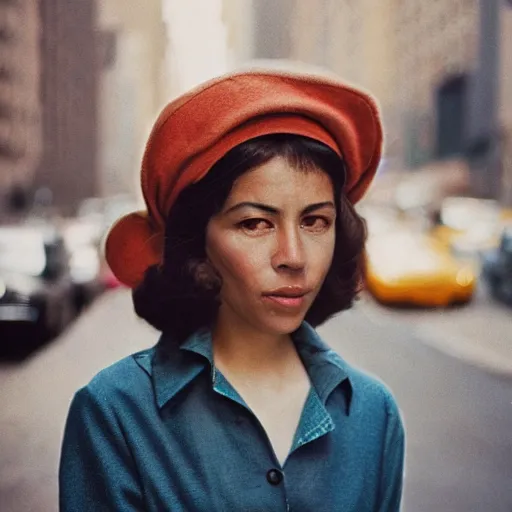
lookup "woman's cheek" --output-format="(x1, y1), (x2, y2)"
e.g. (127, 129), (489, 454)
(305, 233), (335, 262)
(230, 246), (267, 285)
(213, 237), (266, 284)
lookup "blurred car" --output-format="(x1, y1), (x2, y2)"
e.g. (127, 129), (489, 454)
(62, 218), (106, 312)
(482, 228), (512, 306)
(78, 194), (140, 238)
(500, 207), (512, 227)
(393, 159), (470, 219)
(357, 203), (404, 235)
(430, 197), (511, 264)
(365, 230), (476, 307)
(63, 195), (136, 309)
(438, 197), (499, 230)
(0, 225), (75, 349)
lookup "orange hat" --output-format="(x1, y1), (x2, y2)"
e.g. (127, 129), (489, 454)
(105, 68), (383, 288)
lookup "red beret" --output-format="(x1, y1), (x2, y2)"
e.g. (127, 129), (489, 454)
(105, 69), (383, 288)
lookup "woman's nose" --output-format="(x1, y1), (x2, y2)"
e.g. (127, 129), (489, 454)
(271, 227), (306, 272)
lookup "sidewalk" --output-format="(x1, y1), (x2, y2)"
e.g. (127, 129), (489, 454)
(0, 290), (155, 512)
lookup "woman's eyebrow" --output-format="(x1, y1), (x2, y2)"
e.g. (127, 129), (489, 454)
(225, 201), (335, 215)
(302, 201), (336, 215)
(225, 202), (279, 215)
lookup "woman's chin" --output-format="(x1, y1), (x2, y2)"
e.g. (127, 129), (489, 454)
(261, 315), (305, 336)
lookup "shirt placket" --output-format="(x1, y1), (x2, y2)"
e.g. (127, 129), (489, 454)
(212, 366), (294, 510)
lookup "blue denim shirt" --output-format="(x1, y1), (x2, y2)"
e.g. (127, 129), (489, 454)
(59, 323), (405, 511)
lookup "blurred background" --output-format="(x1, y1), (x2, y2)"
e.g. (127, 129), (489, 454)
(1, 1), (512, 511)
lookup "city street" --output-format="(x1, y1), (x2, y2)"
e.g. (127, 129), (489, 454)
(1, 289), (511, 511)
(2, 1), (512, 511)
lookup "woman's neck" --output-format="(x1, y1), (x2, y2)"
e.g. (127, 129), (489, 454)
(211, 310), (299, 378)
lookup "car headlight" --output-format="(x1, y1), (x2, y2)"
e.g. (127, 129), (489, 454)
(1, 274), (38, 298)
(455, 267), (474, 287)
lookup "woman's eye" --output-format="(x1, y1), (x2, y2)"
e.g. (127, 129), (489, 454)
(301, 216), (331, 231)
(238, 218), (273, 232)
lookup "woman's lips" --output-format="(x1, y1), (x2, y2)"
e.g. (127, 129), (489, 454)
(262, 294), (307, 308)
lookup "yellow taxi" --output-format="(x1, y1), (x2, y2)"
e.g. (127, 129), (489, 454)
(430, 198), (512, 257)
(365, 230), (476, 307)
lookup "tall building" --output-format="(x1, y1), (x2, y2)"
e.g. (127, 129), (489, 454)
(34, 0), (100, 214)
(0, 0), (41, 197)
(97, 0), (167, 200)
(288, 0), (401, 163)
(267, 0), (512, 202)
(252, 0), (293, 59)
(499, 4), (512, 204)
(95, 0), (253, 201)
(286, 0), (481, 169)
(392, 0), (480, 168)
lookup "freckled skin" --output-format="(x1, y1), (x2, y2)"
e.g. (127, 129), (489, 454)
(206, 156), (336, 337)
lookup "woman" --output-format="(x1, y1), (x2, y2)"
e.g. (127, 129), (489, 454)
(59, 67), (405, 511)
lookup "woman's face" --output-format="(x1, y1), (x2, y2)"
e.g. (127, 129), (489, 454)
(206, 156), (336, 336)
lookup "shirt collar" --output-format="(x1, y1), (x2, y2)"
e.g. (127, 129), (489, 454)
(136, 323), (352, 412)
(293, 322), (353, 411)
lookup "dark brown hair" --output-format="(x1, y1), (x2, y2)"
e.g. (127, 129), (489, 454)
(133, 134), (367, 344)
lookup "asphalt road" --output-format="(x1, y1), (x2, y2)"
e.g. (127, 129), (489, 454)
(0, 290), (511, 511)
(319, 307), (512, 512)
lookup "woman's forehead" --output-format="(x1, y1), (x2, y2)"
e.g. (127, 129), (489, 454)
(225, 157), (334, 206)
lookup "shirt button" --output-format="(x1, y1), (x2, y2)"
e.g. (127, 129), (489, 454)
(266, 468), (283, 486)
